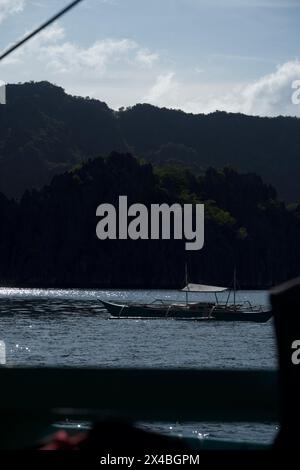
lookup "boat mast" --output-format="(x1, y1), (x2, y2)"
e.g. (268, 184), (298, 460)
(233, 266), (237, 308)
(185, 262), (188, 306)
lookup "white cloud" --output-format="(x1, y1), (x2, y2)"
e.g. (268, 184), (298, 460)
(1, 22), (160, 77)
(237, 60), (300, 116)
(142, 60), (300, 117)
(0, 23), (65, 65)
(135, 49), (159, 68)
(45, 38), (138, 75)
(143, 72), (179, 106)
(36, 22), (66, 43)
(187, 60), (300, 116)
(0, 0), (25, 23)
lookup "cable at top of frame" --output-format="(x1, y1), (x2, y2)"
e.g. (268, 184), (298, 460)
(0, 0), (85, 62)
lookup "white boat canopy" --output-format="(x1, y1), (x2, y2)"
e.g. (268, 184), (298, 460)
(182, 283), (228, 293)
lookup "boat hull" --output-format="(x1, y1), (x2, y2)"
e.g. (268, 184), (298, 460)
(101, 300), (214, 319)
(100, 300), (272, 323)
(202, 309), (272, 323)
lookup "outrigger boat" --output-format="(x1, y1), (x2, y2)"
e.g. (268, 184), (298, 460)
(100, 283), (272, 323)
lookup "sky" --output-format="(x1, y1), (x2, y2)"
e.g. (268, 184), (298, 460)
(0, 0), (300, 116)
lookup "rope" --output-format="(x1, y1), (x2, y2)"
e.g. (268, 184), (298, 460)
(0, 0), (85, 62)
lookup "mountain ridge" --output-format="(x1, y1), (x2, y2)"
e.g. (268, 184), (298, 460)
(1, 80), (300, 201)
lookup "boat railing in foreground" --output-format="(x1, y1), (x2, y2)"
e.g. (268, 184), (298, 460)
(0, 278), (299, 452)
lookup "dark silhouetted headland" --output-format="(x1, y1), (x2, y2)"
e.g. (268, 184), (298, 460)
(0, 152), (299, 288)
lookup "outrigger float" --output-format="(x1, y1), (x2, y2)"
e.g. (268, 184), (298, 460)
(100, 283), (272, 323)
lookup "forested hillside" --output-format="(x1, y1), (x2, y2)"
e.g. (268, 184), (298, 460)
(0, 152), (299, 288)
(0, 82), (126, 198)
(1, 81), (300, 201)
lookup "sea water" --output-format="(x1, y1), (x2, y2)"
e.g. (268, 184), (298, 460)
(0, 288), (278, 444)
